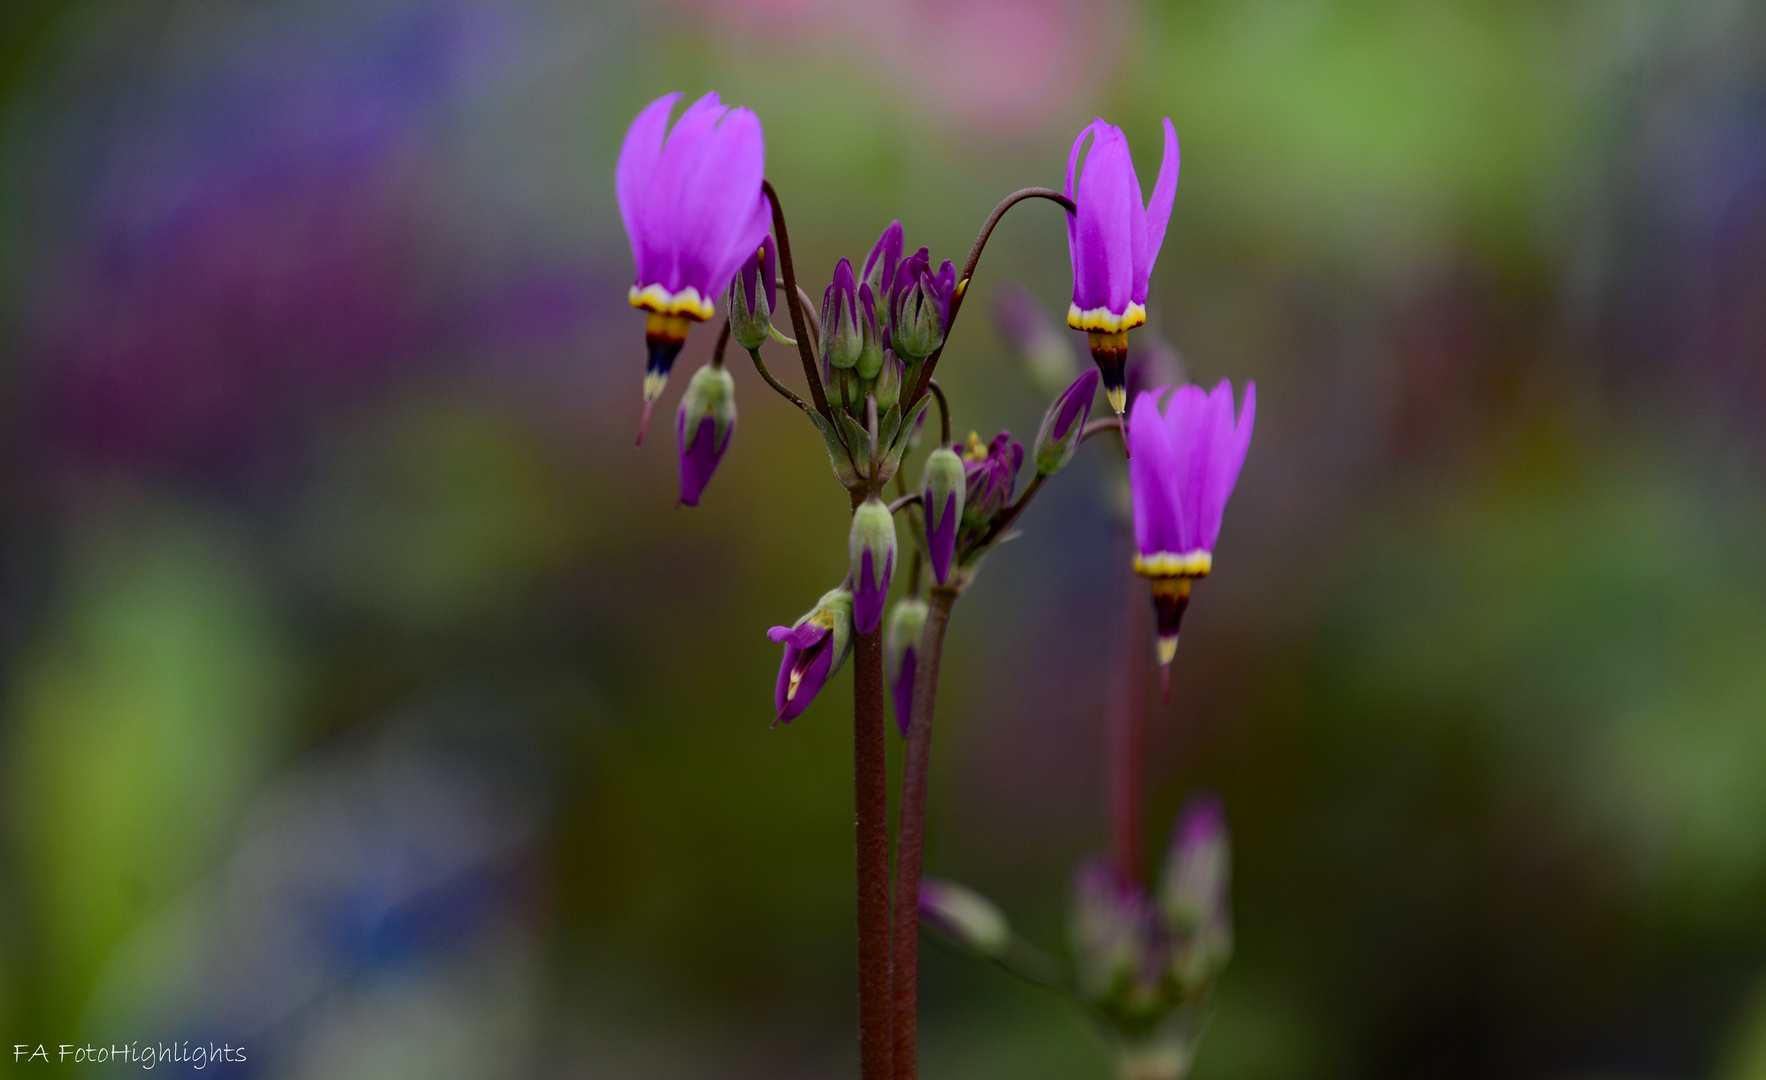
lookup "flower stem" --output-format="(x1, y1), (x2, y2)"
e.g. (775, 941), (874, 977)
(747, 348), (809, 411)
(711, 315), (731, 368)
(926, 378), (952, 446)
(763, 179), (833, 422)
(1109, 556), (1150, 884)
(905, 187), (1074, 410)
(890, 584), (957, 1080)
(853, 489), (895, 1080)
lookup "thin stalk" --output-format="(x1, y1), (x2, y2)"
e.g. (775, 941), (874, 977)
(890, 585), (957, 1080)
(852, 491), (895, 1080)
(711, 316), (731, 367)
(926, 378), (952, 446)
(764, 179), (833, 421)
(968, 472), (1048, 555)
(905, 187), (1074, 410)
(1080, 416), (1122, 443)
(747, 348), (809, 411)
(1109, 548), (1150, 884)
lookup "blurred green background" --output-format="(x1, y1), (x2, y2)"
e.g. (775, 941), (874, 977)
(1, 0), (1764, 1076)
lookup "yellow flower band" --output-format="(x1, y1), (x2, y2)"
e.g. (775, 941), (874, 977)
(1067, 301), (1147, 333)
(630, 283), (716, 321)
(1134, 550), (1212, 579)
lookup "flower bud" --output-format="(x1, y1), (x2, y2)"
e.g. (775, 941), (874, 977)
(1159, 792), (1233, 992)
(994, 281), (1082, 400)
(870, 349), (904, 412)
(890, 251), (956, 362)
(767, 588), (854, 723)
(820, 258), (862, 371)
(849, 497), (897, 635)
(962, 430), (1022, 527)
(884, 597), (928, 736)
(921, 446), (966, 585)
(855, 282), (885, 380)
(861, 220), (903, 302)
(1071, 858), (1163, 1008)
(920, 878), (1011, 959)
(1034, 367), (1099, 476)
(675, 363), (737, 507)
(727, 236), (777, 352)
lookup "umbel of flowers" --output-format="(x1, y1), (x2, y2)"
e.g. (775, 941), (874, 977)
(615, 91), (1254, 1080)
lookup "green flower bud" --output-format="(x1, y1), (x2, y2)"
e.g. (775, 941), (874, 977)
(1033, 368), (1099, 476)
(728, 236), (777, 352)
(919, 878), (1011, 959)
(849, 497), (898, 636)
(921, 446), (966, 585)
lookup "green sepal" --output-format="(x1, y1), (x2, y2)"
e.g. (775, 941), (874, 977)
(807, 410), (861, 488)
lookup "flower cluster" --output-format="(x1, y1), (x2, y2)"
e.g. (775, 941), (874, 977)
(615, 91), (1257, 1080)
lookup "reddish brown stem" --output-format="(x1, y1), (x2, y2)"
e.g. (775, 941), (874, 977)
(852, 490), (894, 1080)
(890, 586), (956, 1080)
(1110, 557), (1150, 884)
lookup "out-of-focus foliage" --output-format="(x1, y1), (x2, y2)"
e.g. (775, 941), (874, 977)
(0, 0), (1762, 1077)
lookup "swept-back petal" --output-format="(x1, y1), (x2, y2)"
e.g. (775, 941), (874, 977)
(618, 92), (683, 282)
(673, 104), (766, 297)
(1128, 391), (1180, 556)
(1160, 384), (1208, 550)
(1199, 381), (1254, 549)
(1071, 124), (1140, 319)
(1142, 119), (1180, 283)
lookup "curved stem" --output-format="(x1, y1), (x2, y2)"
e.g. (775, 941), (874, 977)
(926, 378), (952, 447)
(968, 472), (1047, 556)
(747, 348), (808, 411)
(905, 187), (1074, 410)
(852, 498), (895, 1080)
(711, 317), (732, 368)
(764, 179), (833, 420)
(797, 284), (823, 349)
(887, 492), (919, 516)
(1080, 416), (1122, 443)
(891, 585), (957, 1080)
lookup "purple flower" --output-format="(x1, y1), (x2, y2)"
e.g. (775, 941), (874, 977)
(768, 588), (854, 723)
(921, 446), (966, 585)
(1159, 792), (1234, 993)
(1127, 380), (1254, 667)
(961, 430), (1024, 527)
(1065, 117), (1179, 413)
(885, 598), (929, 736)
(1033, 367), (1100, 475)
(849, 497), (898, 636)
(675, 363), (736, 507)
(1071, 857), (1166, 1008)
(617, 92), (770, 434)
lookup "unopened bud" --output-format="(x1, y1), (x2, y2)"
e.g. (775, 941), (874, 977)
(884, 597), (928, 736)
(1034, 367), (1099, 476)
(676, 363), (737, 507)
(848, 497), (898, 636)
(820, 258), (862, 371)
(920, 878), (1011, 958)
(921, 446), (966, 585)
(728, 236), (777, 352)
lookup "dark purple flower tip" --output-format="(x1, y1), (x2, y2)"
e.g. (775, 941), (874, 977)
(820, 258), (863, 370)
(862, 220), (904, 300)
(892, 647), (916, 737)
(1063, 116), (1179, 334)
(884, 597), (928, 737)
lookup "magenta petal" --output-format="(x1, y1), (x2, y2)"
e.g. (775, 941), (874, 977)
(774, 629), (835, 722)
(925, 490), (958, 584)
(853, 548), (890, 636)
(769, 621), (828, 649)
(1071, 123), (1141, 317)
(1142, 119), (1180, 280)
(1128, 391), (1179, 556)
(676, 412), (730, 507)
(618, 92), (682, 283)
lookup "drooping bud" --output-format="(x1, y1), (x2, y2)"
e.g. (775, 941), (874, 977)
(728, 235), (777, 352)
(638, 311), (691, 444)
(921, 446), (966, 585)
(819, 258), (862, 372)
(884, 597), (928, 735)
(871, 349), (905, 412)
(994, 281), (1082, 400)
(890, 250), (956, 362)
(861, 220), (903, 303)
(961, 430), (1023, 528)
(920, 878), (1011, 959)
(1070, 858), (1163, 1010)
(767, 587), (854, 723)
(848, 497), (897, 635)
(855, 282), (885, 381)
(675, 363), (737, 506)
(1159, 792), (1233, 993)
(1033, 367), (1099, 476)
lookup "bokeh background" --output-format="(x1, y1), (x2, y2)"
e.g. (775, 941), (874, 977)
(1, 0), (1764, 1076)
